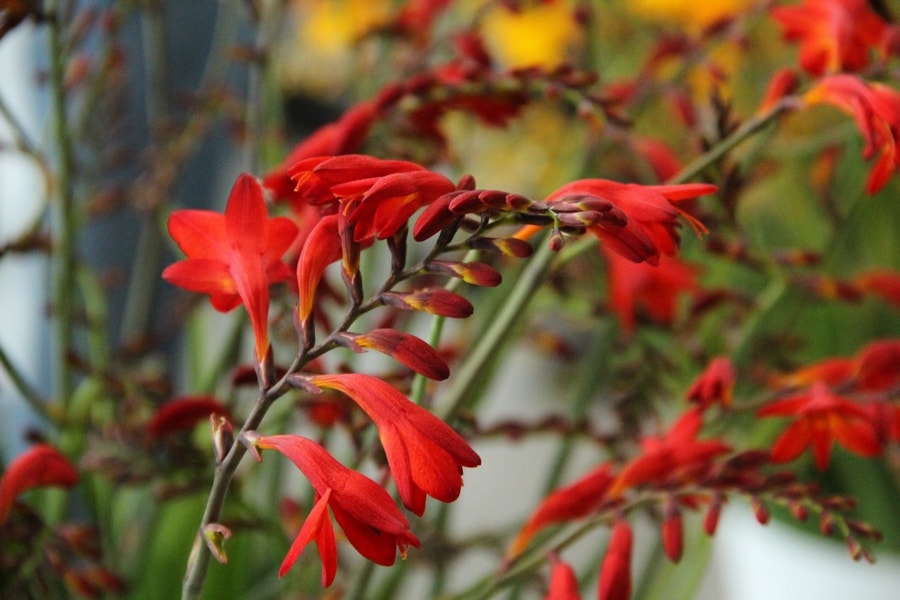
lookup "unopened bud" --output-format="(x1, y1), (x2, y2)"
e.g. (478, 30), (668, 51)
(210, 414), (234, 466)
(662, 500), (684, 562)
(203, 523), (232, 563)
(751, 497), (770, 525)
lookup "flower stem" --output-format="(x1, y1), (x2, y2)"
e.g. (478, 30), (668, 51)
(437, 239), (556, 421)
(47, 1), (78, 415)
(668, 98), (795, 185)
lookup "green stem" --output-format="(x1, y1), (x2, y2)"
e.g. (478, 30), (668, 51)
(47, 1), (78, 414)
(0, 343), (49, 420)
(669, 98), (795, 185)
(437, 240), (556, 421)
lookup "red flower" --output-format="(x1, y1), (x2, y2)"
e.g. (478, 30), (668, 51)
(604, 247), (700, 335)
(0, 444), (79, 524)
(686, 357), (737, 410)
(545, 555), (581, 600)
(162, 174), (298, 361)
(803, 75), (900, 194)
(261, 93), (397, 204)
(287, 154), (456, 241)
(597, 520), (633, 600)
(308, 373), (481, 516)
(758, 381), (882, 469)
(255, 434), (420, 586)
(854, 339), (900, 391)
(771, 0), (887, 76)
(545, 178), (715, 264)
(508, 464), (614, 558)
(146, 395), (230, 440)
(608, 408), (731, 498)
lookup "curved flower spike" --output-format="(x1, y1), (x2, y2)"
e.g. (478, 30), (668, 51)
(309, 373), (481, 516)
(162, 174), (298, 362)
(545, 179), (715, 264)
(255, 434), (420, 586)
(608, 408), (730, 498)
(0, 444), (79, 524)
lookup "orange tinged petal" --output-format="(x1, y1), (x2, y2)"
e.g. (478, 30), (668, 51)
(508, 463), (614, 558)
(295, 214), (343, 322)
(309, 373), (480, 515)
(354, 328), (450, 380)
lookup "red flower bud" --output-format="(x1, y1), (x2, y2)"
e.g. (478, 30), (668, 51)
(381, 289), (474, 318)
(598, 520), (633, 600)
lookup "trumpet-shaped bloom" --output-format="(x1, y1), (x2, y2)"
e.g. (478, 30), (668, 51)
(508, 464), (614, 558)
(604, 247), (700, 335)
(0, 444), (79, 524)
(686, 357), (737, 410)
(608, 408), (731, 498)
(804, 75), (900, 194)
(309, 373), (481, 516)
(162, 174), (298, 361)
(546, 179), (715, 264)
(758, 381), (882, 470)
(771, 0), (887, 76)
(256, 435), (420, 586)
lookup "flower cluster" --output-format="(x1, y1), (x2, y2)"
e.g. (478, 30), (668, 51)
(2, 1), (900, 599)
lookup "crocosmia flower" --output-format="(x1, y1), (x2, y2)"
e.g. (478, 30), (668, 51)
(162, 174), (298, 362)
(803, 75), (900, 194)
(608, 408), (731, 498)
(546, 179), (715, 264)
(255, 434), (420, 586)
(508, 463), (614, 558)
(308, 373), (481, 516)
(771, 0), (887, 76)
(758, 381), (882, 469)
(604, 247), (700, 335)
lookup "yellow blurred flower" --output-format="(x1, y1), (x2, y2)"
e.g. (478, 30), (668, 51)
(297, 0), (392, 53)
(481, 0), (581, 69)
(279, 0), (393, 95)
(628, 0), (754, 31)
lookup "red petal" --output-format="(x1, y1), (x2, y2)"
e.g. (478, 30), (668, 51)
(167, 210), (227, 259)
(161, 259), (236, 302)
(354, 328), (450, 380)
(279, 489), (333, 579)
(0, 444), (79, 523)
(296, 214), (343, 321)
(508, 463), (614, 558)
